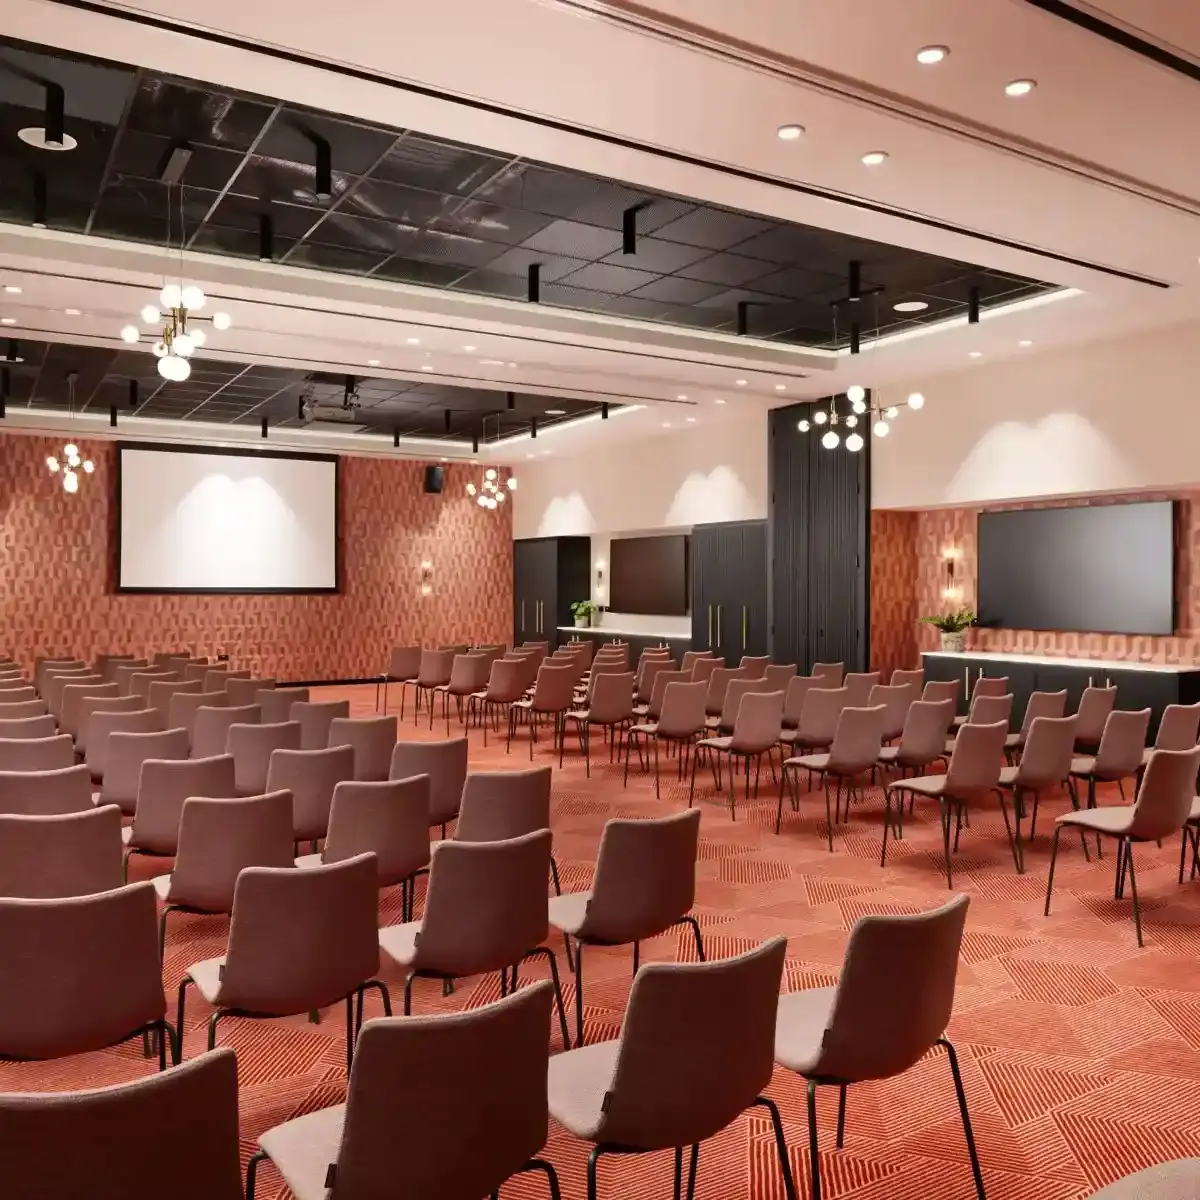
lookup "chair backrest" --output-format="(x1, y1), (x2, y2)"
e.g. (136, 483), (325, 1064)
(166, 791), (296, 913)
(37, 662), (88, 697)
(828, 705), (887, 774)
(60, 682), (120, 739)
(335, 985), (553, 1200)
(46, 672), (103, 718)
(182, 661), (215, 684)
(76, 694), (146, 755)
(328, 716), (398, 782)
(943, 721), (1007, 795)
(738, 655), (770, 678)
(656, 681), (708, 740)
(414, 830), (552, 977)
(894, 699), (956, 767)
(530, 664), (575, 714)
(292, 699), (351, 750)
(0, 764), (93, 815)
(168, 690), (229, 748)
(843, 672), (882, 707)
(0, 806), (124, 898)
(1094, 708), (1151, 777)
(112, 662), (159, 694)
(387, 645), (423, 681)
(691, 656), (720, 686)
(812, 662), (845, 685)
(0, 698), (45, 719)
(597, 937), (787, 1150)
(970, 675), (1009, 701)
(255, 687), (309, 725)
(891, 668), (925, 689)
(781, 675), (820, 727)
(417, 650), (455, 689)
(455, 766), (551, 843)
(1155, 702), (1200, 750)
(807, 895), (969, 1082)
(99, 655), (147, 682)
(129, 670), (179, 701)
(147, 679), (203, 721)
(921, 680), (959, 705)
(581, 808), (700, 944)
(647, 669), (692, 721)
(126, 754), (238, 856)
(796, 686), (851, 745)
(191, 704), (261, 761)
(586, 671), (635, 724)
(267, 744), (356, 841)
(636, 658), (675, 704)
(0, 734), (75, 775)
(1129, 746), (1200, 841)
(680, 650), (712, 674)
(225, 677), (276, 707)
(867, 683), (919, 740)
(203, 667), (250, 693)
(0, 715), (56, 740)
(762, 663), (796, 691)
(729, 689), (784, 753)
(85, 708), (164, 782)
(99, 728), (190, 814)
(1014, 716), (1078, 790)
(967, 693), (1013, 728)
(0, 881), (165, 1059)
(389, 737), (468, 826)
(0, 686), (38, 705)
(1018, 690), (1068, 734)
(228, 721), (302, 794)
(447, 653), (491, 694)
(1075, 686), (1118, 743)
(324, 776), (431, 887)
(717, 677), (772, 730)
(483, 658), (526, 706)
(704, 667), (740, 716)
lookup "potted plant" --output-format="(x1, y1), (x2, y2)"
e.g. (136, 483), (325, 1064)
(918, 607), (975, 652)
(570, 600), (598, 629)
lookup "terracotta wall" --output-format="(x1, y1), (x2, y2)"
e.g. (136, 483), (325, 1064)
(869, 510), (919, 678)
(870, 490), (1200, 668)
(0, 434), (513, 680)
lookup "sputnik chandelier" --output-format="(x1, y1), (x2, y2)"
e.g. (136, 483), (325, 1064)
(465, 415), (517, 509)
(798, 384), (926, 451)
(118, 184), (231, 382)
(45, 371), (94, 494)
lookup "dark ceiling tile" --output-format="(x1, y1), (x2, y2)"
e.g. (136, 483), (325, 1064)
(539, 283), (610, 311)
(340, 178), (454, 227)
(652, 206), (775, 251)
(677, 252), (780, 288)
(448, 270), (530, 301)
(696, 286), (785, 311)
(371, 256), (471, 287)
(259, 110), (396, 175)
(752, 265), (846, 302)
(558, 261), (658, 296)
(475, 165), (598, 220)
(479, 247), (587, 281)
(370, 135), (508, 196)
(595, 295), (671, 321)
(91, 178), (217, 245)
(395, 229), (507, 270)
(206, 194), (317, 240)
(301, 211), (416, 256)
(521, 219), (623, 260)
(601, 238), (709, 274)
(191, 223), (297, 262)
(232, 156), (354, 209)
(109, 130), (245, 193)
(433, 201), (556, 246)
(125, 78), (274, 151)
(628, 275), (727, 305)
(274, 240), (391, 276)
(0, 44), (134, 125)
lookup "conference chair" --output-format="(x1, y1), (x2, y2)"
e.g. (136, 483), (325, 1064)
(225, 677), (276, 707)
(0, 806), (125, 898)
(97, 728), (190, 815)
(59, 681), (119, 739)
(0, 735), (75, 775)
(147, 679), (202, 722)
(511, 664), (575, 765)
(0, 699), (45, 720)
(843, 672), (882, 707)
(951, 674), (1009, 729)
(292, 699), (350, 750)
(868, 682), (920, 742)
(1000, 715), (1078, 852)
(781, 686), (851, 756)
(738, 654), (770, 678)
(705, 676), (773, 736)
(1143, 702), (1200, 767)
(1074, 685), (1117, 752)
(390, 736), (468, 836)
(168, 690), (229, 750)
(691, 690), (785, 817)
(203, 667), (250, 693)
(228, 720), (302, 795)
(565, 670), (635, 775)
(99, 655), (147, 683)
(76, 693), (144, 756)
(128, 670), (180, 701)
(0, 714), (54, 739)
(922, 679), (959, 705)
(891, 667), (925, 689)
(1005, 689), (1068, 754)
(45, 672), (102, 719)
(763, 663), (796, 691)
(944, 692), (1014, 754)
(256, 687), (309, 724)
(1069, 708), (1151, 811)
(0, 763), (93, 814)
(625, 681), (708, 798)
(467, 658), (527, 747)
(266, 744), (356, 846)
(812, 661), (845, 684)
(429, 653), (491, 733)
(404, 650), (454, 725)
(122, 754), (239, 863)
(877, 698), (956, 784)
(329, 715), (397, 782)
(85, 708), (164, 784)
(191, 704), (261, 761)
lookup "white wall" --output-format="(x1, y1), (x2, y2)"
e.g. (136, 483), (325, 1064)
(873, 319), (1200, 510)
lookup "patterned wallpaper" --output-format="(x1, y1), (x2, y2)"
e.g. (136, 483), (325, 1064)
(0, 434), (513, 680)
(869, 509), (919, 677)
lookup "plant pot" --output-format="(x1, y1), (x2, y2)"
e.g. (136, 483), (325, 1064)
(574, 615), (590, 629)
(940, 630), (967, 652)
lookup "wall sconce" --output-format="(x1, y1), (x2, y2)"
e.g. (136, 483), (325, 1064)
(941, 547), (962, 602)
(419, 559), (433, 597)
(595, 557), (606, 601)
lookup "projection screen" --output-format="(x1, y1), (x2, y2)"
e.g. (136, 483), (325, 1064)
(117, 445), (338, 593)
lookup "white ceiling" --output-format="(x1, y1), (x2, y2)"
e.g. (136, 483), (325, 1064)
(3, 0), (1198, 460)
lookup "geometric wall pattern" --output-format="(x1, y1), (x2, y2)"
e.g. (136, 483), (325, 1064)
(0, 433), (513, 679)
(868, 509), (919, 677)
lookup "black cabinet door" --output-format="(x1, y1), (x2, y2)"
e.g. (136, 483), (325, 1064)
(922, 654), (972, 714)
(691, 527), (721, 654)
(1105, 668), (1177, 741)
(513, 541), (535, 643)
(513, 539), (557, 643)
(980, 660), (1036, 731)
(739, 522), (769, 660)
(1032, 664), (1092, 714)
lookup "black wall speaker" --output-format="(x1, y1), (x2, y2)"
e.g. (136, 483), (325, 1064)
(423, 465), (445, 494)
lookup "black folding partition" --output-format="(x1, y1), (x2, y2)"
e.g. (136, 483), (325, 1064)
(768, 399), (870, 672)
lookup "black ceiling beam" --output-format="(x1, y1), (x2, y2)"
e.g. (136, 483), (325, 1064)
(527, 263), (541, 303)
(601, 402), (609, 420)
(393, 428), (400, 448)
(622, 203), (649, 255)
(736, 302), (750, 337)
(1, 367), (9, 396)
(530, 416), (537, 439)
(109, 404), (118, 428)
(472, 431), (479, 453)
(506, 392), (515, 410)
(443, 408), (452, 433)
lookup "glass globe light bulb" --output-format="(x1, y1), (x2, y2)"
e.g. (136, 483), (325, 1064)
(64, 443), (78, 458)
(874, 420), (890, 437)
(846, 385), (866, 405)
(160, 284), (183, 310)
(846, 433), (864, 452)
(907, 391), (926, 410)
(120, 325), (140, 344)
(466, 483), (477, 496)
(212, 311), (232, 331)
(797, 419), (810, 432)
(83, 460), (94, 474)
(813, 410), (828, 425)
(180, 285), (206, 311)
(477, 495), (488, 508)
(46, 455), (58, 472)
(845, 414), (858, 428)
(141, 305), (161, 326)
(507, 477), (517, 490)
(496, 490), (506, 503)
(851, 399), (867, 414)
(67, 452), (80, 468)
(189, 328), (206, 347)
(821, 430), (840, 450)
(886, 406), (899, 419)
(152, 340), (168, 358)
(485, 468), (497, 481)
(158, 354), (191, 382)
(172, 333), (195, 358)
(63, 470), (78, 494)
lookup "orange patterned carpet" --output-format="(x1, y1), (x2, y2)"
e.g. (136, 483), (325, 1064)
(5, 683), (1200, 1199)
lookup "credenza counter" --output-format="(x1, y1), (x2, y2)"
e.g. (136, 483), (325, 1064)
(922, 650), (1196, 675)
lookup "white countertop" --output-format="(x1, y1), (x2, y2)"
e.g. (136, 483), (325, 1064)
(557, 625), (692, 641)
(922, 650), (1196, 675)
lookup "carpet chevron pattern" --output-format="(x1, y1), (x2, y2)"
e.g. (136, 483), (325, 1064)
(3, 683), (1197, 1199)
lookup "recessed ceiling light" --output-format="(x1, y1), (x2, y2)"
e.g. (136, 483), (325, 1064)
(420, 364), (433, 371)
(861, 151), (889, 166)
(367, 359), (380, 366)
(735, 379), (747, 386)
(406, 337), (420, 345)
(545, 408), (566, 415)
(64, 308), (81, 316)
(686, 417), (696, 423)
(3, 286), (20, 295)
(463, 344), (476, 352)
(17, 127), (77, 152)
(507, 362), (517, 368)
(969, 351), (983, 358)
(1005, 79), (1036, 97)
(894, 300), (929, 313)
(916, 45), (949, 64)
(776, 124), (805, 141)
(715, 398), (726, 405)
(661, 422), (672, 428)
(677, 394), (687, 401)
(0, 318), (14, 326)
(527, 453), (536, 459)
(1019, 340), (1033, 347)
(775, 384), (787, 391)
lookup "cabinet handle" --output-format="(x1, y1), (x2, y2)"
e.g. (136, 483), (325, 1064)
(538, 601), (544, 633)
(742, 606), (748, 649)
(707, 605), (713, 649)
(716, 605), (722, 648)
(521, 601), (526, 633)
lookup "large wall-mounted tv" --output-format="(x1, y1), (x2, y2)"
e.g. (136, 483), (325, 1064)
(610, 535), (690, 616)
(977, 501), (1174, 635)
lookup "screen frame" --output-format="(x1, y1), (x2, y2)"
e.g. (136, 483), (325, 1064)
(115, 441), (341, 596)
(608, 533), (691, 617)
(975, 500), (1176, 636)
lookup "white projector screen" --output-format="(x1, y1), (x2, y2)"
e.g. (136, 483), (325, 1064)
(118, 445), (338, 592)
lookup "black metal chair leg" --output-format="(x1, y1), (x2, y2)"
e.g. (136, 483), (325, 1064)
(752, 1094), (798, 1199)
(206, 1010), (223, 1051)
(345, 993), (356, 1073)
(174, 976), (192, 1064)
(677, 914), (706, 960)
(245, 1149), (268, 1200)
(805, 1079), (822, 1200)
(938, 1038), (987, 1200)
(586, 1146), (605, 1200)
(1125, 839), (1145, 947)
(686, 1142), (699, 1200)
(513, 1157), (564, 1200)
(1044, 826), (1062, 915)
(523, 946), (571, 1050)
(403, 972), (415, 1016)
(836, 1083), (847, 1148)
(549, 854), (562, 896)
(574, 939), (585, 1047)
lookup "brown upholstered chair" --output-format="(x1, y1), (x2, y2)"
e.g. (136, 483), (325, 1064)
(1000, 715), (1078, 857)
(228, 720), (302, 795)
(1144, 702), (1200, 765)
(0, 881), (176, 1068)
(430, 653), (491, 733)
(779, 705), (887, 846)
(0, 763), (93, 815)
(703, 666), (739, 717)
(147, 679), (202, 721)
(225, 677), (275, 707)
(245, 984), (561, 1200)
(389, 736), (468, 836)
(378, 645), (422, 716)
(128, 670), (179, 701)
(775, 894), (984, 1200)
(883, 721), (1008, 887)
(565, 670), (634, 776)
(76, 693), (145, 756)
(511, 663), (575, 765)
(763, 663), (796, 691)
(1069, 708), (1151, 809)
(549, 808), (704, 1046)
(404, 650), (454, 725)
(705, 676), (771, 736)
(680, 649), (713, 674)
(1083, 1162), (1200, 1198)
(112, 662), (166, 695)
(45, 672), (102, 719)
(1074, 685), (1117, 752)
(0, 714), (54, 739)
(377, 830), (569, 1048)
(738, 654), (770, 677)
(690, 656), (720, 686)
(891, 667), (925, 689)
(99, 656), (145, 682)
(182, 661), (215, 684)
(191, 704), (261, 761)
(0, 689), (39, 709)
(782, 686), (851, 753)
(546, 937), (795, 1200)
(638, 668), (692, 727)
(841, 671), (881, 708)
(328, 715), (397, 782)
(922, 679), (959, 705)
(203, 667), (250, 693)
(812, 661), (845, 684)
(122, 754), (238, 862)
(625, 680), (707, 798)
(167, 690), (229, 750)
(176, 852), (385, 1071)
(1048, 746), (1200, 947)
(692, 690), (785, 817)
(97, 728), (190, 816)
(60, 681), (119, 740)
(944, 691), (1014, 755)
(293, 699), (351, 750)
(296, 777), (431, 919)
(0, 734), (74, 774)
(950, 674), (1009, 729)
(36, 659), (87, 693)
(267, 744), (356, 845)
(0, 699), (46, 720)
(85, 708), (163, 783)
(257, 687), (309, 724)
(0, 806), (124, 897)
(155, 790), (296, 956)
(868, 682), (920, 742)
(0, 1046), (243, 1200)
(469, 658), (530, 748)
(1005, 689), (1068, 753)
(877, 698), (955, 780)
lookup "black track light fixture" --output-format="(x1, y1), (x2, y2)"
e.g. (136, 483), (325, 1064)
(128, 379), (139, 409)
(601, 402), (609, 420)
(260, 417), (269, 439)
(297, 396), (305, 422)
(311, 134), (332, 201)
(527, 263), (541, 303)
(443, 408), (452, 434)
(2, 340), (23, 365)
(850, 322), (861, 355)
(622, 203), (648, 255)
(472, 431), (479, 454)
(109, 405), (118, 428)
(393, 428), (400, 448)
(848, 260), (862, 303)
(44, 83), (65, 148)
(530, 416), (538, 440)
(506, 391), (515, 410)
(968, 285), (981, 325)
(736, 301), (750, 337)
(32, 173), (47, 230)
(259, 213), (274, 262)
(0, 392), (5, 420)
(1, 366), (9, 396)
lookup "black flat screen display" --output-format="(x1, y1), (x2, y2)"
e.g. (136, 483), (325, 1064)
(610, 535), (690, 616)
(977, 501), (1174, 635)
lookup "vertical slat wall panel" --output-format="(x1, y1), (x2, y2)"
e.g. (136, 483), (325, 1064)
(768, 399), (870, 672)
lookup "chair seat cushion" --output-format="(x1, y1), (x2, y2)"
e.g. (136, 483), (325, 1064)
(546, 1039), (620, 1141)
(258, 1103), (347, 1200)
(548, 891), (591, 936)
(1189, 796), (1200, 824)
(1057, 805), (1135, 836)
(778, 729), (797, 745)
(184, 955), (227, 1004)
(121, 824), (133, 845)
(1004, 732), (1023, 749)
(294, 853), (322, 869)
(1087, 1159), (1200, 1199)
(942, 739), (957, 756)
(512, 699), (532, 710)
(786, 753), (829, 772)
(378, 921), (421, 966)
(1070, 756), (1097, 777)
(888, 774), (946, 797)
(630, 722), (657, 736)
(567, 709), (589, 722)
(150, 873), (172, 901)
(790, 735), (832, 751)
(697, 736), (732, 752)
(877, 746), (899, 764)
(774, 986), (837, 1075)
(950, 715), (967, 729)
(998, 765), (1018, 787)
